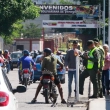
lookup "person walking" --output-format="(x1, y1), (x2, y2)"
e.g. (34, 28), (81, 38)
(79, 40), (100, 98)
(102, 44), (110, 95)
(93, 38), (105, 97)
(65, 41), (80, 98)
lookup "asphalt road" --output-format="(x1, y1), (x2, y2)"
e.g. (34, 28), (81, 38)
(7, 69), (87, 110)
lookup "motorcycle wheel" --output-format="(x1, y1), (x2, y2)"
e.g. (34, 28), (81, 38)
(44, 89), (49, 104)
(23, 78), (27, 87)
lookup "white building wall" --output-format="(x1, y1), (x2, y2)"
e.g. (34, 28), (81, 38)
(0, 37), (4, 50)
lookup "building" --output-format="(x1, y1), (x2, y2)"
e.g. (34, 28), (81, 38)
(24, 0), (81, 34)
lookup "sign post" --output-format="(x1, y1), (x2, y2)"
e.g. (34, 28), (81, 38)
(76, 56), (80, 102)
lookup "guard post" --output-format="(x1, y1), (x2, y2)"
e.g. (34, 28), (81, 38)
(76, 56), (80, 102)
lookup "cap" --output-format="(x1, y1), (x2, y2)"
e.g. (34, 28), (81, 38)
(73, 40), (78, 44)
(93, 38), (99, 43)
(87, 40), (94, 46)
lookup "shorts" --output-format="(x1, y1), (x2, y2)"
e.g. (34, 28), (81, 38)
(41, 75), (60, 85)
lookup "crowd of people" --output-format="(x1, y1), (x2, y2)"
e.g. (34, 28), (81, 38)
(0, 37), (110, 104)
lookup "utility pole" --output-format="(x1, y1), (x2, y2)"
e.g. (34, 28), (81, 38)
(103, 0), (105, 44)
(97, 27), (98, 37)
(108, 0), (110, 52)
(99, 4), (101, 39)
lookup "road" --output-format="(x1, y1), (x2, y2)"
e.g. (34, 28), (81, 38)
(7, 69), (88, 110)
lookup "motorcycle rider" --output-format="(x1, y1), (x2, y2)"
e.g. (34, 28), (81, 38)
(56, 51), (64, 63)
(32, 50), (38, 62)
(0, 50), (5, 60)
(31, 48), (66, 103)
(18, 50), (35, 83)
(3, 50), (11, 73)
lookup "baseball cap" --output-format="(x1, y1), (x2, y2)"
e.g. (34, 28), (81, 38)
(73, 40), (78, 44)
(87, 40), (94, 46)
(93, 38), (99, 43)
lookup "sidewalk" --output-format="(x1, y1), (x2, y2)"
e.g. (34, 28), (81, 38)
(65, 76), (89, 109)
(89, 83), (110, 110)
(89, 96), (110, 110)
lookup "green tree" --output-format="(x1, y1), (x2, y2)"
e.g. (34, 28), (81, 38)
(2, 20), (24, 44)
(22, 23), (42, 38)
(0, 0), (40, 36)
(59, 0), (73, 5)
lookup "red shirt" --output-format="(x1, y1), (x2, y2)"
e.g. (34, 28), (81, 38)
(0, 57), (4, 63)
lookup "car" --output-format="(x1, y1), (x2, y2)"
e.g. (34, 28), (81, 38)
(0, 66), (26, 110)
(33, 55), (43, 82)
(10, 51), (22, 70)
(33, 54), (66, 84)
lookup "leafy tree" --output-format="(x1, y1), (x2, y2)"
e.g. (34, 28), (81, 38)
(59, 0), (73, 5)
(2, 20), (23, 44)
(0, 0), (40, 36)
(22, 23), (42, 38)
(87, 0), (101, 5)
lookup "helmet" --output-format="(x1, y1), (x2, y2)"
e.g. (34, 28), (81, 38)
(57, 51), (61, 55)
(23, 50), (29, 56)
(4, 50), (8, 53)
(0, 50), (2, 54)
(38, 50), (43, 55)
(34, 50), (38, 54)
(44, 48), (52, 55)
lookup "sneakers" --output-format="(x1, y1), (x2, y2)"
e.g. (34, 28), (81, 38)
(61, 99), (66, 104)
(31, 98), (37, 103)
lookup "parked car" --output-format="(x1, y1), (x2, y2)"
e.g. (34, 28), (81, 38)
(10, 51), (22, 70)
(33, 55), (66, 84)
(0, 65), (26, 110)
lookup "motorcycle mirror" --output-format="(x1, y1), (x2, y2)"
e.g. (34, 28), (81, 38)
(13, 85), (26, 94)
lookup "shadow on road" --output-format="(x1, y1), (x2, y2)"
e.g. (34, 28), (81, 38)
(26, 102), (48, 104)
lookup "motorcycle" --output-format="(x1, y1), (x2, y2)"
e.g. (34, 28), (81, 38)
(40, 70), (58, 105)
(21, 68), (32, 88)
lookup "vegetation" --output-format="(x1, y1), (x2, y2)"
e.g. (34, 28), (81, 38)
(22, 23), (42, 38)
(2, 21), (23, 44)
(59, 0), (73, 5)
(0, 0), (40, 44)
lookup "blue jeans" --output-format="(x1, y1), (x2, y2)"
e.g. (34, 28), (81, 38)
(68, 71), (76, 96)
(102, 69), (110, 94)
(31, 69), (34, 80)
(6, 63), (10, 73)
(18, 70), (22, 82)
